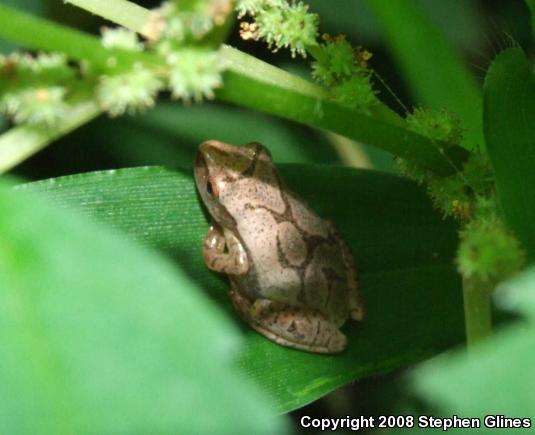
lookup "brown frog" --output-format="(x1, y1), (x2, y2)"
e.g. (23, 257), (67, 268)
(194, 140), (364, 354)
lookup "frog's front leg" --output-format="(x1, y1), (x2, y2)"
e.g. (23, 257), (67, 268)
(203, 225), (249, 275)
(230, 287), (347, 354)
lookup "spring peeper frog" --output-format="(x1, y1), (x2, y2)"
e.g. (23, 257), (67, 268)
(194, 140), (364, 354)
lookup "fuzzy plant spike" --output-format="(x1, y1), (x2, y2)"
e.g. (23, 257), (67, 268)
(1, 86), (69, 126)
(237, 0), (319, 57)
(167, 49), (223, 103)
(311, 37), (356, 86)
(1, 52), (75, 89)
(101, 27), (144, 51)
(457, 215), (525, 284)
(407, 107), (464, 146)
(96, 64), (163, 116)
(156, 0), (228, 43)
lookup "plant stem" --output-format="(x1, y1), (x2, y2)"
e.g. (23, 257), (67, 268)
(217, 48), (467, 175)
(0, 96), (100, 173)
(462, 276), (492, 349)
(0, 3), (468, 174)
(0, 3), (157, 72)
(65, 0), (162, 41)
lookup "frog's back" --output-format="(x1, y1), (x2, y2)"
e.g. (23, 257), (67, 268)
(234, 182), (354, 326)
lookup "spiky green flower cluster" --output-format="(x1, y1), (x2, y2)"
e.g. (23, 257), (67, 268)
(96, 64), (163, 116)
(101, 27), (144, 52)
(236, 0), (283, 18)
(236, 0), (318, 57)
(0, 3), (227, 127)
(1, 87), (68, 126)
(457, 213), (525, 284)
(311, 38), (355, 85)
(93, 1), (225, 116)
(167, 49), (223, 102)
(426, 173), (472, 220)
(156, 0), (231, 50)
(0, 53), (75, 125)
(330, 73), (376, 113)
(397, 109), (486, 220)
(406, 107), (463, 146)
(311, 37), (376, 113)
(406, 151), (494, 221)
(0, 52), (74, 89)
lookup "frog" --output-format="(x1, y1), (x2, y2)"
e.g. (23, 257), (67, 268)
(194, 140), (364, 354)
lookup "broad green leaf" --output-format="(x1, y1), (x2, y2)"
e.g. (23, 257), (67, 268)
(0, 179), (287, 434)
(365, 0), (483, 150)
(484, 48), (535, 259)
(411, 267), (535, 431)
(21, 164), (464, 412)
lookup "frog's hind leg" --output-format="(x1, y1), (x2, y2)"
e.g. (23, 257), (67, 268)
(230, 288), (347, 354)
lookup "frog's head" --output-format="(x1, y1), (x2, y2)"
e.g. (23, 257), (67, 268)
(194, 140), (275, 228)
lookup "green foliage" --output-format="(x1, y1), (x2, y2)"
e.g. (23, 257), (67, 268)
(167, 48), (223, 101)
(406, 107), (463, 146)
(311, 36), (377, 113)
(96, 65), (163, 116)
(2, 86), (68, 125)
(411, 267), (535, 426)
(365, 0), (484, 150)
(0, 178), (288, 435)
(0, 1), (226, 123)
(236, 0), (318, 57)
(527, 0), (535, 43)
(457, 214), (526, 284)
(101, 26), (143, 51)
(311, 37), (356, 86)
(0, 52), (75, 125)
(483, 48), (535, 260)
(0, 2), (468, 176)
(398, 149), (494, 222)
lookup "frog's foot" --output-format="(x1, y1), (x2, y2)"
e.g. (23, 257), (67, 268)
(203, 225), (248, 275)
(230, 289), (347, 354)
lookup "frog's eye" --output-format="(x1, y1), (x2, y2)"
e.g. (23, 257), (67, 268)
(206, 178), (219, 199)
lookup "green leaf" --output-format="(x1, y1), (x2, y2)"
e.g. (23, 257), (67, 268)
(412, 267), (535, 428)
(365, 0), (484, 150)
(527, 0), (535, 43)
(20, 164), (464, 412)
(0, 179), (287, 434)
(483, 48), (535, 259)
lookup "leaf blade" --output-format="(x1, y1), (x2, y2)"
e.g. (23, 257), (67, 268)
(365, 0), (483, 150)
(0, 178), (287, 434)
(20, 164), (464, 411)
(483, 48), (535, 259)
